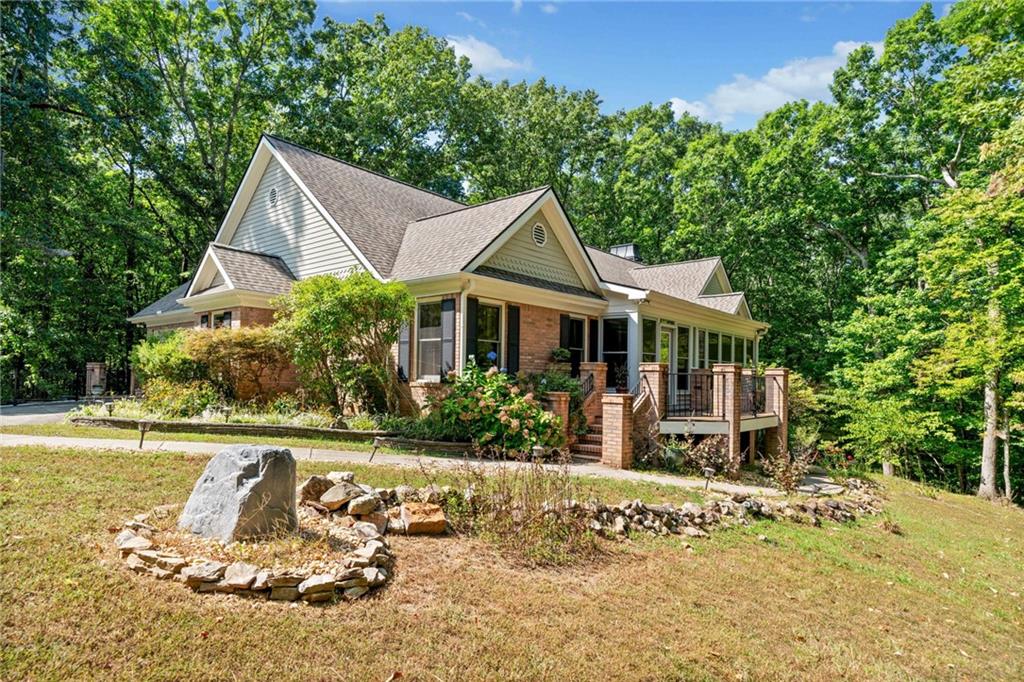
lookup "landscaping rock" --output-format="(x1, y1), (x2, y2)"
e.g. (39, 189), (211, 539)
(360, 511), (389, 534)
(267, 572), (306, 587)
(326, 471), (355, 484)
(223, 562), (259, 589)
(251, 570), (272, 591)
(297, 475), (335, 504)
(297, 574), (335, 595)
(115, 529), (152, 555)
(177, 445), (297, 542)
(343, 585), (369, 600)
(181, 561), (227, 586)
(346, 494), (380, 516)
(269, 586), (300, 601)
(400, 502), (447, 535)
(320, 482), (363, 511)
(394, 485), (417, 502)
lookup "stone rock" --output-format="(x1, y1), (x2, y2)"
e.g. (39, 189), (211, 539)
(115, 529), (152, 555)
(612, 516), (628, 535)
(387, 517), (407, 534)
(683, 526), (707, 538)
(326, 471), (355, 484)
(177, 445), (297, 542)
(352, 521), (383, 541)
(269, 586), (300, 601)
(125, 553), (150, 574)
(223, 562), (260, 589)
(346, 494), (380, 516)
(297, 573), (335, 595)
(149, 566), (174, 580)
(268, 572), (307, 587)
(133, 549), (162, 565)
(181, 561), (227, 586)
(394, 485), (417, 502)
(343, 585), (369, 600)
(331, 514), (357, 528)
(297, 475), (335, 504)
(251, 570), (272, 591)
(362, 567), (386, 587)
(155, 554), (187, 573)
(361, 511), (389, 534)
(338, 576), (369, 589)
(400, 502), (447, 535)
(304, 591), (334, 603)
(320, 482), (364, 511)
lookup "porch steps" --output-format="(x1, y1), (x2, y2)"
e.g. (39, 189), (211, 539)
(569, 417), (603, 463)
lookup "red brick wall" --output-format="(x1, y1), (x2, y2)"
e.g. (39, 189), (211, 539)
(518, 303), (563, 374)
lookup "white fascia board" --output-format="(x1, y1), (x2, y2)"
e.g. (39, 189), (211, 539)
(127, 310), (193, 325)
(263, 140), (384, 281)
(644, 291), (768, 334)
(177, 289), (274, 311)
(213, 140), (273, 245)
(184, 246), (232, 298)
(600, 281), (649, 300)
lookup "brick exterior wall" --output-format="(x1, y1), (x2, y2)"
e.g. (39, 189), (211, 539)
(601, 393), (634, 469)
(712, 363), (743, 471)
(518, 302), (563, 373)
(546, 391), (572, 445)
(579, 361), (606, 424)
(765, 367), (790, 459)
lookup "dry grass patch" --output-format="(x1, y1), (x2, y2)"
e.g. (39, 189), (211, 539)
(1, 445), (1022, 681)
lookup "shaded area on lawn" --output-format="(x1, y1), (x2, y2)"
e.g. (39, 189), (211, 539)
(0, 446), (1022, 681)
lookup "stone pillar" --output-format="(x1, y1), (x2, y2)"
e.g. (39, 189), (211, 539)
(765, 367), (790, 459)
(638, 362), (668, 419)
(712, 363), (743, 472)
(601, 393), (633, 469)
(85, 362), (107, 396)
(547, 391), (572, 445)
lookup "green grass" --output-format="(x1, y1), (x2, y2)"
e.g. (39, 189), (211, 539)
(1, 445), (1022, 680)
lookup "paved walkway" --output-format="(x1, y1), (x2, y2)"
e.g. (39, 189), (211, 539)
(0, 432), (786, 497)
(0, 401), (78, 426)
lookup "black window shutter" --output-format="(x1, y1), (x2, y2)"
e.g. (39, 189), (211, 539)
(397, 321), (410, 382)
(506, 305), (520, 375)
(559, 314), (570, 349)
(465, 297), (479, 366)
(441, 299), (456, 374)
(588, 318), (599, 361)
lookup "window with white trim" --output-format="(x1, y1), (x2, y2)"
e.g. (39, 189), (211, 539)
(417, 302), (443, 379)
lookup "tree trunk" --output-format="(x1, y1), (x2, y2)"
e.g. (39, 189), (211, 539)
(978, 372), (1000, 499)
(882, 461), (894, 477)
(1003, 413), (1013, 501)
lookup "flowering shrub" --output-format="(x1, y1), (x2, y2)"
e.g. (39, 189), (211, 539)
(433, 363), (564, 455)
(142, 378), (220, 418)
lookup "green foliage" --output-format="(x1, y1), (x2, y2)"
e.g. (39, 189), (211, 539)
(374, 412), (470, 443)
(433, 364), (564, 455)
(183, 326), (290, 402)
(346, 414), (378, 432)
(645, 434), (734, 477)
(550, 347), (571, 363)
(130, 332), (206, 386)
(273, 272), (414, 415)
(518, 371), (588, 436)
(141, 378), (220, 419)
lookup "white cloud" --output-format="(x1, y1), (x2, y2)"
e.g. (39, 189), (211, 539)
(540, 3), (558, 14)
(669, 40), (882, 125)
(512, 0), (523, 13)
(456, 11), (487, 29)
(447, 35), (531, 76)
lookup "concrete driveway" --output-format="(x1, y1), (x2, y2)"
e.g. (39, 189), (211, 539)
(0, 401), (79, 426)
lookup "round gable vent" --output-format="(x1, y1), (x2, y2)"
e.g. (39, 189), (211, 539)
(532, 223), (547, 247)
(268, 187), (278, 207)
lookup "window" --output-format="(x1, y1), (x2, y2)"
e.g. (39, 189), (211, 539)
(532, 223), (547, 247)
(721, 334), (733, 363)
(659, 328), (671, 365)
(417, 302), (443, 379)
(602, 317), (629, 388)
(641, 318), (657, 363)
(474, 303), (501, 366)
(745, 338), (755, 367)
(698, 330), (707, 368)
(567, 317), (584, 377)
(708, 332), (720, 366)
(734, 337), (744, 365)
(677, 326), (690, 389)
(213, 311), (232, 328)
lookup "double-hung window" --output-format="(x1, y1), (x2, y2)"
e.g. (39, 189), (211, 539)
(474, 303), (501, 366)
(417, 302), (443, 379)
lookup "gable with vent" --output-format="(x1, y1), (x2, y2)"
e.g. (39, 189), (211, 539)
(479, 210), (585, 289)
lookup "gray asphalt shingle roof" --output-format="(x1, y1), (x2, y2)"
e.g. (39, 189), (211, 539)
(266, 135), (463, 277)
(209, 244), (295, 295)
(694, 293), (747, 315)
(130, 281), (190, 319)
(629, 258), (722, 302)
(389, 187), (550, 281)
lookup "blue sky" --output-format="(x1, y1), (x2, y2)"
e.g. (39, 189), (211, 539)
(320, 2), (931, 130)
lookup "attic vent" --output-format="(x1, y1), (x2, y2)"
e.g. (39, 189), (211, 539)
(532, 223), (547, 247)
(268, 187), (278, 207)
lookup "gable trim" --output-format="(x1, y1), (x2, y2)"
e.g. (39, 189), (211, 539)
(464, 190), (603, 294)
(698, 259), (733, 296)
(184, 246), (234, 298)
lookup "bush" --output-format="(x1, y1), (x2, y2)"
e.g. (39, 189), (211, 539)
(646, 433), (736, 477)
(346, 413), (378, 431)
(375, 412), (470, 442)
(433, 363), (564, 455)
(142, 378), (220, 418)
(184, 326), (290, 402)
(762, 443), (817, 492)
(131, 331), (205, 386)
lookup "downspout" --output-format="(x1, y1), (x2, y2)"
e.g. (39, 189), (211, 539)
(457, 276), (476, 373)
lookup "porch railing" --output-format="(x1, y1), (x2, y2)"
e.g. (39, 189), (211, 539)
(665, 372), (723, 418)
(740, 374), (766, 414)
(580, 371), (595, 399)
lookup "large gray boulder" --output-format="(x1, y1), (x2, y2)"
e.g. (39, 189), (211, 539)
(178, 445), (297, 542)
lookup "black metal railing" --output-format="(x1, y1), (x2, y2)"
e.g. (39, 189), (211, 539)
(666, 372), (722, 418)
(580, 371), (595, 399)
(741, 374), (766, 414)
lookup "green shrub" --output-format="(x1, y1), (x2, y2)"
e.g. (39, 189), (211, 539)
(375, 412), (470, 442)
(131, 331), (205, 386)
(518, 371), (588, 435)
(142, 378), (220, 419)
(184, 326), (290, 402)
(346, 413), (378, 431)
(433, 363), (564, 455)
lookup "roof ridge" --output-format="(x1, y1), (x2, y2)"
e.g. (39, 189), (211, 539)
(632, 256), (721, 270)
(411, 186), (551, 223)
(263, 133), (466, 207)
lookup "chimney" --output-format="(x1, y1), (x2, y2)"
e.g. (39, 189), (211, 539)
(610, 243), (642, 262)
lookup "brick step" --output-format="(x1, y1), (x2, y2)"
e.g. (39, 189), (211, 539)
(577, 433), (602, 445)
(569, 443), (602, 456)
(571, 451), (601, 463)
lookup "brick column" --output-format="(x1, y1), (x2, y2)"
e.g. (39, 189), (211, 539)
(638, 362), (668, 419)
(547, 391), (572, 445)
(85, 362), (107, 395)
(601, 393), (633, 469)
(765, 367), (790, 459)
(712, 363), (743, 472)
(579, 361), (607, 424)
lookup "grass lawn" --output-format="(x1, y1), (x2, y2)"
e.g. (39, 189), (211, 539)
(1, 445), (1022, 680)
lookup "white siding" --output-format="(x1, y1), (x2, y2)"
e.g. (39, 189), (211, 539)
(482, 211), (584, 288)
(229, 159), (363, 279)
